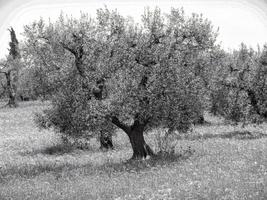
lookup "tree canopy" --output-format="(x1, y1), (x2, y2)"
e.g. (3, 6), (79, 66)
(23, 7), (229, 159)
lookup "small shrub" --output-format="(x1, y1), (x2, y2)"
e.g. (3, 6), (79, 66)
(153, 128), (179, 155)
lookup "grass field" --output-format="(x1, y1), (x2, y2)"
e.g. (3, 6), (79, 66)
(0, 101), (266, 200)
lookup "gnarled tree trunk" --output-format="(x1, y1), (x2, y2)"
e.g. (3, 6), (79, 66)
(5, 71), (17, 108)
(111, 116), (154, 160)
(126, 122), (154, 160)
(100, 131), (114, 150)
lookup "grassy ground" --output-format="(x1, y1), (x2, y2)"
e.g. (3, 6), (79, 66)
(0, 101), (266, 200)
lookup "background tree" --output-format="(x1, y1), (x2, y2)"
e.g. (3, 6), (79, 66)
(209, 43), (267, 123)
(0, 28), (21, 107)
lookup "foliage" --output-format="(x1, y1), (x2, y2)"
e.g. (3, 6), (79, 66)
(209, 44), (267, 123)
(0, 28), (22, 106)
(24, 7), (217, 158)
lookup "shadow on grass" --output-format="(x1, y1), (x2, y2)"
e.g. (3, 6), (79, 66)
(42, 144), (75, 155)
(18, 144), (76, 157)
(0, 161), (93, 183)
(183, 130), (267, 140)
(19, 143), (95, 157)
(99, 148), (195, 174)
(0, 149), (194, 183)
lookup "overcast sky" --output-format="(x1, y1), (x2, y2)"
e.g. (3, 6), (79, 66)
(0, 0), (267, 58)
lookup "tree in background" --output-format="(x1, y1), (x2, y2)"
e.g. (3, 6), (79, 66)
(0, 28), (21, 107)
(209, 43), (267, 123)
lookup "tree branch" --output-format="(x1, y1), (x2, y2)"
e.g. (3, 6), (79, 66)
(110, 116), (130, 133)
(0, 62), (7, 71)
(221, 82), (247, 91)
(60, 42), (86, 78)
(60, 42), (77, 56)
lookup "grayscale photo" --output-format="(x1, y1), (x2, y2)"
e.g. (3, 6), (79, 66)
(0, 0), (266, 199)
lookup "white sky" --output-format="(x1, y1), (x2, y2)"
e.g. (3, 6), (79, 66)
(0, 0), (267, 58)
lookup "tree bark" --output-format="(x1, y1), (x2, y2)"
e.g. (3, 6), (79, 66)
(5, 72), (17, 107)
(126, 122), (154, 160)
(193, 114), (205, 124)
(247, 89), (262, 117)
(111, 116), (154, 159)
(99, 131), (114, 150)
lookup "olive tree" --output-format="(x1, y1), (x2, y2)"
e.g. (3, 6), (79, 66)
(209, 43), (267, 123)
(26, 7), (217, 159)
